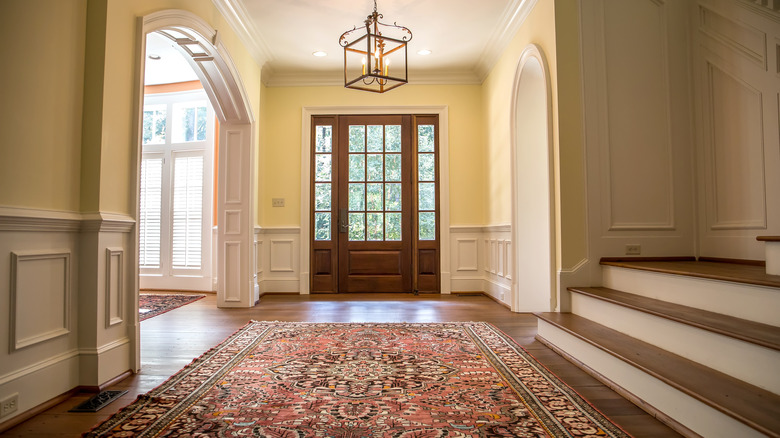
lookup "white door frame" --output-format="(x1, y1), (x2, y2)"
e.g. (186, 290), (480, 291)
(509, 44), (557, 312)
(132, 9), (256, 368)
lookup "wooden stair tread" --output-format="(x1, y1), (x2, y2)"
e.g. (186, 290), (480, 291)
(569, 286), (780, 351)
(535, 312), (780, 437)
(600, 258), (780, 288)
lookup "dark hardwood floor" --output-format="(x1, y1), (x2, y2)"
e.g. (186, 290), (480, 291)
(1, 293), (681, 437)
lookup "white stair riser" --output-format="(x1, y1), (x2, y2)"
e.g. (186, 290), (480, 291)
(571, 293), (780, 394)
(537, 320), (767, 438)
(602, 266), (780, 327)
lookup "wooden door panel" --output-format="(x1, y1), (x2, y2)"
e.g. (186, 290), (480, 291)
(347, 250), (403, 275)
(338, 115), (413, 293)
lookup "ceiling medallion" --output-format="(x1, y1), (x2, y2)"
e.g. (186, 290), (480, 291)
(339, 0), (413, 93)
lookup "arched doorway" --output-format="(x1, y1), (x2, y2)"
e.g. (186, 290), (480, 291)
(509, 44), (556, 312)
(133, 9), (257, 368)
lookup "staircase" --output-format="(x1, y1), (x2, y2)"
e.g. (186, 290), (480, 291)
(535, 258), (780, 438)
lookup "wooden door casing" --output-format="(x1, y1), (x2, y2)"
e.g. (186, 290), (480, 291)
(309, 114), (439, 294)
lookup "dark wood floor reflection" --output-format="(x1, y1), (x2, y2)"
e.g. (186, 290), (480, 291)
(2, 293), (681, 437)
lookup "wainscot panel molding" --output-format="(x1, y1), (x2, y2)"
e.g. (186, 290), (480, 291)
(10, 250), (71, 351)
(105, 248), (124, 328)
(694, 0), (780, 260)
(255, 227), (300, 294)
(582, 0), (696, 261)
(450, 225), (512, 307)
(0, 206), (135, 425)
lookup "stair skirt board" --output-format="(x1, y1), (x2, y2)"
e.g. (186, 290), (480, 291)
(601, 266), (780, 327)
(570, 292), (780, 394)
(536, 319), (768, 438)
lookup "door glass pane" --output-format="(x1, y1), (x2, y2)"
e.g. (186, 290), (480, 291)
(315, 154), (332, 182)
(314, 212), (330, 240)
(316, 125), (332, 152)
(385, 125), (401, 152)
(367, 212), (384, 241)
(385, 154), (401, 181)
(314, 183), (331, 210)
(349, 154), (365, 181)
(419, 211), (436, 240)
(386, 213), (401, 241)
(349, 125), (365, 152)
(196, 107), (207, 141)
(173, 101), (208, 143)
(349, 213), (365, 241)
(367, 154), (383, 181)
(348, 183), (365, 211)
(418, 153), (435, 181)
(142, 105), (166, 145)
(367, 125), (383, 152)
(418, 182), (435, 211)
(367, 183), (383, 211)
(385, 183), (401, 211)
(418, 124), (435, 152)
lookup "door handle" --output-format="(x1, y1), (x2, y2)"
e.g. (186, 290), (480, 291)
(339, 208), (348, 233)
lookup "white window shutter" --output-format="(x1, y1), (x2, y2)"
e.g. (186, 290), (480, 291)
(139, 156), (163, 267)
(172, 152), (204, 269)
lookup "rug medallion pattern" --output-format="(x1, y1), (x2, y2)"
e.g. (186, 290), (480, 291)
(86, 322), (630, 437)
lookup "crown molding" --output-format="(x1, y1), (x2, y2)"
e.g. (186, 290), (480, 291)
(263, 68), (482, 88)
(211, 0), (272, 66)
(474, 0), (538, 81)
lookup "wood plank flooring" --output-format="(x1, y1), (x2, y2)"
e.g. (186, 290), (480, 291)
(1, 293), (681, 437)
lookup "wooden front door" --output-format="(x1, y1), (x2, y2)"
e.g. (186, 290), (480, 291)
(310, 114), (439, 293)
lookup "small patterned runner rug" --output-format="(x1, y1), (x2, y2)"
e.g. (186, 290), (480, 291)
(85, 321), (630, 437)
(138, 293), (205, 321)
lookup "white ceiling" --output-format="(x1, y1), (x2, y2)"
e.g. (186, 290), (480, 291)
(145, 0), (532, 87)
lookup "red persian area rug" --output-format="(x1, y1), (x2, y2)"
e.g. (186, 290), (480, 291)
(85, 321), (630, 437)
(138, 293), (205, 321)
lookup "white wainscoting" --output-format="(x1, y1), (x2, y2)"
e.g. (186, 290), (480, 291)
(0, 207), (135, 424)
(255, 227), (300, 294)
(450, 225), (512, 307)
(694, 0), (780, 260)
(581, 0), (696, 264)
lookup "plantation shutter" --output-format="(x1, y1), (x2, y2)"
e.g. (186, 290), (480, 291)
(171, 152), (204, 269)
(139, 155), (163, 268)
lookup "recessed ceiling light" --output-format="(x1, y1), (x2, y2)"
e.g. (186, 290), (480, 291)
(417, 49), (432, 56)
(312, 51), (327, 57)
(147, 53), (161, 60)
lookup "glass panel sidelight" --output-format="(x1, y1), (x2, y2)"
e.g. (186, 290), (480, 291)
(417, 124), (436, 241)
(347, 124), (404, 241)
(316, 126), (332, 152)
(314, 125), (334, 241)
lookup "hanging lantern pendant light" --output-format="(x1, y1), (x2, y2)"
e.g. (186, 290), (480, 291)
(340, 0), (412, 93)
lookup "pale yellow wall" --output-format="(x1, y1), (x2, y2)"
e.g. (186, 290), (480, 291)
(0, 0), (87, 212)
(82, 0), (263, 215)
(260, 84), (485, 227)
(481, 0), (587, 269)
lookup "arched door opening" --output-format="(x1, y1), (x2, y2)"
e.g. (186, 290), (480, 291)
(132, 9), (257, 369)
(509, 44), (556, 312)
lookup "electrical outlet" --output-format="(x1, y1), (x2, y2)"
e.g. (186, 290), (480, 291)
(0, 393), (18, 418)
(272, 198), (285, 207)
(625, 244), (641, 255)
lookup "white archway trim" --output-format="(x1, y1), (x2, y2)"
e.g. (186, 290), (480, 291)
(141, 10), (254, 124)
(509, 44), (557, 312)
(132, 8), (258, 367)
(299, 106), (451, 295)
